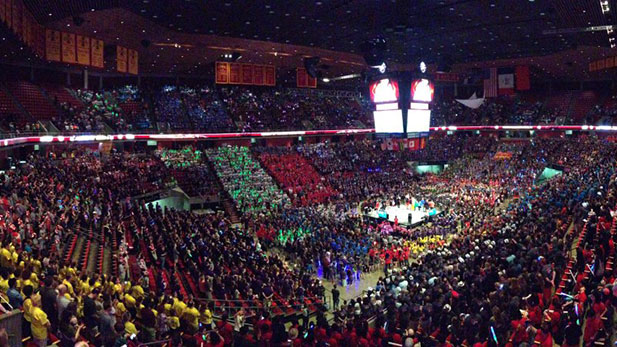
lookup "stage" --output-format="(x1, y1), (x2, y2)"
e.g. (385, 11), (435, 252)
(365, 204), (438, 226)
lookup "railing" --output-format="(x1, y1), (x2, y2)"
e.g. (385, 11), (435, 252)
(0, 310), (22, 347)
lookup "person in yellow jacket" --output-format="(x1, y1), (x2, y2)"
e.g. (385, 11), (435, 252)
(30, 293), (50, 347)
(22, 285), (34, 338)
(182, 301), (200, 330)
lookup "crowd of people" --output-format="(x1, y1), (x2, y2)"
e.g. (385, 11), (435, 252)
(220, 88), (371, 132)
(430, 98), (568, 127)
(0, 125), (615, 347)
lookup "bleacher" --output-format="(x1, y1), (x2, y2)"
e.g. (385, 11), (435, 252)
(5, 81), (57, 119)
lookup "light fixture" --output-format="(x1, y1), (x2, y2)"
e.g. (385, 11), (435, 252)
(601, 0), (610, 13)
(377, 62), (386, 73)
(322, 78), (330, 83)
(420, 61), (427, 73)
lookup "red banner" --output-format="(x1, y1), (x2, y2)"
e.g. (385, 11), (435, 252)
(116, 46), (127, 73)
(215, 62), (229, 84)
(76, 35), (90, 66)
(297, 68), (308, 87)
(433, 72), (459, 83)
(4, 0), (11, 28)
(265, 66), (276, 86)
(0, 0), (5, 24)
(21, 10), (29, 46)
(229, 63), (241, 84)
(606, 57), (614, 69)
(61, 32), (76, 64)
(45, 29), (61, 62)
(128, 49), (138, 75)
(241, 64), (253, 84)
(11, 0), (20, 36)
(515, 66), (530, 91)
(597, 59), (606, 70)
(253, 65), (264, 85)
(90, 39), (104, 68)
(33, 23), (44, 58)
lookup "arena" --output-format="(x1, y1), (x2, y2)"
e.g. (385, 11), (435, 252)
(0, 1), (615, 347)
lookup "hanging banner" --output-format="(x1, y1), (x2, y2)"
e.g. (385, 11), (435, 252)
(433, 72), (459, 83)
(128, 49), (139, 75)
(265, 66), (275, 86)
(241, 64), (253, 84)
(21, 10), (29, 46)
(11, 0), (20, 37)
(76, 35), (90, 66)
(0, 0), (5, 24)
(34, 24), (45, 58)
(307, 75), (317, 88)
(4, 0), (11, 29)
(61, 32), (76, 63)
(215, 61), (229, 84)
(229, 63), (241, 84)
(90, 39), (104, 68)
(297, 67), (308, 87)
(116, 45), (127, 73)
(45, 29), (61, 62)
(253, 65), (264, 85)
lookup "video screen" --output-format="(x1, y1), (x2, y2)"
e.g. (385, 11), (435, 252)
(374, 109), (404, 133)
(370, 79), (399, 104)
(410, 79), (435, 103)
(406, 109), (431, 133)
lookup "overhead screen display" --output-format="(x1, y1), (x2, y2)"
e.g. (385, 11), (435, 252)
(374, 109), (404, 133)
(370, 79), (399, 104)
(407, 109), (431, 133)
(410, 79), (435, 103)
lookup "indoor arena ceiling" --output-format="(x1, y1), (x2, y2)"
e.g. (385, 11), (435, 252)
(16, 0), (617, 77)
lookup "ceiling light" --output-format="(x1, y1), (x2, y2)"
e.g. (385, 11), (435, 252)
(322, 78), (330, 83)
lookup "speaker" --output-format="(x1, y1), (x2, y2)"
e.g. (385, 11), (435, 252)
(72, 16), (85, 27)
(141, 39), (151, 48)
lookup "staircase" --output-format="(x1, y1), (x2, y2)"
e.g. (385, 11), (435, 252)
(222, 199), (241, 224)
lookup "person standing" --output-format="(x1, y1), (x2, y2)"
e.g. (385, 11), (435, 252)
(332, 285), (340, 311)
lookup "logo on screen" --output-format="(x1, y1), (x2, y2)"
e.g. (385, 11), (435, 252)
(411, 79), (434, 103)
(370, 79), (399, 103)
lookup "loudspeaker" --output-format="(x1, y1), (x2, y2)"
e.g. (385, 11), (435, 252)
(72, 16), (85, 27)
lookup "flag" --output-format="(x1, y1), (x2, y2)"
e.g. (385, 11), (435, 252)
(456, 92), (485, 109)
(498, 67), (515, 95)
(483, 68), (497, 98)
(515, 66), (530, 91)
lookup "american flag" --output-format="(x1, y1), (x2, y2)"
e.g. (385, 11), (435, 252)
(483, 68), (498, 98)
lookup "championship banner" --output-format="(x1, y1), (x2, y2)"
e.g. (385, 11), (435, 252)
(61, 32), (76, 64)
(45, 29), (61, 62)
(307, 75), (317, 88)
(0, 0), (5, 24)
(229, 63), (241, 84)
(76, 35), (90, 66)
(606, 57), (614, 69)
(21, 10), (29, 46)
(116, 46), (127, 73)
(265, 66), (276, 86)
(215, 61), (229, 84)
(297, 68), (308, 87)
(34, 24), (45, 58)
(434, 72), (459, 83)
(128, 49), (138, 75)
(90, 39), (104, 68)
(252, 65), (264, 85)
(597, 59), (606, 70)
(241, 64), (252, 84)
(4, 0), (10, 28)
(11, 0), (20, 36)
